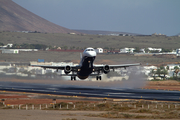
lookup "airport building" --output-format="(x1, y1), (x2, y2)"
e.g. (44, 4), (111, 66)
(95, 48), (103, 53)
(120, 48), (135, 53)
(1, 49), (19, 54)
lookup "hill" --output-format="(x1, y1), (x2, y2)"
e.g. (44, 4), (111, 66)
(0, 0), (79, 33)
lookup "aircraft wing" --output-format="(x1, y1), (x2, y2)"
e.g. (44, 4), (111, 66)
(93, 63), (141, 71)
(31, 64), (80, 71)
(109, 63), (141, 68)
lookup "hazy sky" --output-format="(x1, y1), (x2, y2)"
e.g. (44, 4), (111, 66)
(12, 0), (180, 36)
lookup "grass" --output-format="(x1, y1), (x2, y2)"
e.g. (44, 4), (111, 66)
(135, 109), (153, 113)
(87, 112), (148, 119)
(1, 101), (180, 119)
(62, 118), (77, 120)
(1, 32), (180, 65)
(0, 32), (180, 49)
(82, 102), (180, 119)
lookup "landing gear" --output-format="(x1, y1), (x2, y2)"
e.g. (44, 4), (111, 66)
(96, 76), (101, 80)
(71, 76), (76, 81)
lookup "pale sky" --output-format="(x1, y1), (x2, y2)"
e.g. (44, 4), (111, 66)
(13, 0), (180, 36)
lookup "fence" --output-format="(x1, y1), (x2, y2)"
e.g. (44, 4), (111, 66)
(1, 102), (180, 110)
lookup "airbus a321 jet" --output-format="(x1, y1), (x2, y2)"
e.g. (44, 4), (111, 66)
(31, 47), (140, 80)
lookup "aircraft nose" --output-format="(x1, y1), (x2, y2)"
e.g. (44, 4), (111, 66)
(86, 51), (96, 57)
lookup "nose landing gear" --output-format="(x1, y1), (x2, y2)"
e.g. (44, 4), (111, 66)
(71, 76), (76, 81)
(96, 76), (101, 80)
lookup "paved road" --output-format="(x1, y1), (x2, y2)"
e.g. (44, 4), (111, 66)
(0, 81), (180, 101)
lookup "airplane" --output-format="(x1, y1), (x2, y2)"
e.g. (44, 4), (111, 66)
(31, 47), (140, 80)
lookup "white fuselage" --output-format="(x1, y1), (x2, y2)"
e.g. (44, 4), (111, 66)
(78, 47), (97, 79)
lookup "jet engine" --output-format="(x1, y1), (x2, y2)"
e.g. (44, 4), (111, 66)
(103, 65), (110, 74)
(64, 65), (72, 74)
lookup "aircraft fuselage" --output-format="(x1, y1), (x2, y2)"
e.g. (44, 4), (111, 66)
(77, 48), (96, 79)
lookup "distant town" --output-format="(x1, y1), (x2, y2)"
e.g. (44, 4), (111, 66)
(1, 43), (180, 56)
(1, 59), (180, 81)
(1, 42), (180, 81)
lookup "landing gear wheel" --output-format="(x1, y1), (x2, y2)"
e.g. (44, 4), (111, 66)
(96, 76), (101, 80)
(71, 76), (76, 81)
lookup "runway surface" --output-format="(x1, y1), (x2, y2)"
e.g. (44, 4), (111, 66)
(0, 80), (180, 102)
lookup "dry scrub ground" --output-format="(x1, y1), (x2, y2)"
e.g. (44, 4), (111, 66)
(144, 80), (180, 91)
(0, 92), (180, 119)
(0, 79), (180, 119)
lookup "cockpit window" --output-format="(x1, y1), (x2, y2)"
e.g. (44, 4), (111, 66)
(86, 49), (94, 51)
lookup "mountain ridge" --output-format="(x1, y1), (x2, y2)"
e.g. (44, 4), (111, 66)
(0, 0), (79, 33)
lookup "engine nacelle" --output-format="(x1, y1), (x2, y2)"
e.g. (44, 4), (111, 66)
(103, 65), (110, 74)
(64, 65), (72, 74)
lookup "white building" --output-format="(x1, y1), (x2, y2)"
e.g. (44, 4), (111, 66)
(148, 47), (162, 52)
(0, 43), (13, 49)
(176, 48), (180, 56)
(165, 64), (180, 70)
(142, 66), (157, 76)
(1, 49), (38, 54)
(120, 48), (135, 53)
(17, 49), (38, 51)
(2, 49), (19, 54)
(95, 48), (103, 53)
(7, 44), (13, 47)
(140, 48), (145, 53)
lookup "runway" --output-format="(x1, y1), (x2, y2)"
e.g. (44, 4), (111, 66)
(0, 80), (180, 102)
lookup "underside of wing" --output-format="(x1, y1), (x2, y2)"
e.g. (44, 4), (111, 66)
(109, 63), (141, 68)
(93, 63), (140, 73)
(94, 63), (140, 69)
(30, 64), (80, 72)
(31, 65), (65, 69)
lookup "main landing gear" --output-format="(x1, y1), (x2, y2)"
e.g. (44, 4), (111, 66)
(71, 76), (76, 81)
(96, 76), (101, 80)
